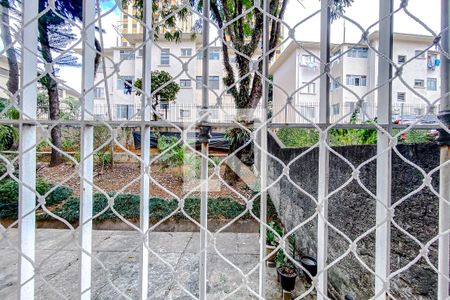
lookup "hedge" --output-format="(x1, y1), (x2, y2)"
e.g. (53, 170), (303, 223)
(0, 178), (73, 218)
(38, 193), (279, 223)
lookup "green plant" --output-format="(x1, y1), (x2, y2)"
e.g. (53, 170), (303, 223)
(0, 124), (17, 151)
(45, 186), (73, 206)
(275, 234), (297, 269)
(267, 221), (284, 246)
(275, 249), (286, 269)
(157, 136), (185, 171)
(101, 151), (112, 166)
(277, 128), (319, 148)
(0, 178), (73, 218)
(40, 194), (280, 224)
(393, 129), (434, 144)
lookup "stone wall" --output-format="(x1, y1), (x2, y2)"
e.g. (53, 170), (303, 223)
(267, 132), (440, 299)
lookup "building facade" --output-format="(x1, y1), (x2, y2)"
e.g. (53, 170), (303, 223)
(270, 32), (442, 123)
(91, 6), (235, 122)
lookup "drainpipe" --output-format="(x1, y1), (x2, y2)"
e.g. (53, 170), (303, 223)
(437, 1), (450, 299)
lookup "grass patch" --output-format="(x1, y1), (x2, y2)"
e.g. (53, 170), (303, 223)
(38, 193), (279, 223)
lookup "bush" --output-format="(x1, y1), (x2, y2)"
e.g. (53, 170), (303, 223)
(157, 136), (185, 170)
(46, 186), (73, 206)
(0, 178), (73, 218)
(42, 193), (279, 223)
(0, 125), (18, 151)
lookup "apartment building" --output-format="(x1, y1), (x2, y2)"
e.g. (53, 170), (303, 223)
(91, 5), (234, 121)
(270, 32), (442, 123)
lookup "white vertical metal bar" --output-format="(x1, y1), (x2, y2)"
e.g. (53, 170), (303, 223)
(79, 0), (96, 298)
(438, 1), (450, 298)
(139, 0), (152, 298)
(375, 1), (393, 299)
(258, 0), (270, 297)
(199, 0), (210, 298)
(317, 1), (330, 299)
(18, 0), (39, 298)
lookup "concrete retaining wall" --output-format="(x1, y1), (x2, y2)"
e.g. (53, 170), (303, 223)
(267, 132), (440, 299)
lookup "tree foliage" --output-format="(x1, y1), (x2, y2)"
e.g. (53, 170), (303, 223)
(134, 70), (180, 120)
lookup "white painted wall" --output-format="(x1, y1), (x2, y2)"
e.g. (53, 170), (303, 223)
(270, 32), (442, 123)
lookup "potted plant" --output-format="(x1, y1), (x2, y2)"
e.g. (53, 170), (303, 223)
(266, 221), (283, 263)
(277, 262), (298, 291)
(276, 234), (298, 291)
(299, 255), (317, 284)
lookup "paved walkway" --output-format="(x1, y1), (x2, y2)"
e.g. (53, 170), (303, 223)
(0, 229), (310, 299)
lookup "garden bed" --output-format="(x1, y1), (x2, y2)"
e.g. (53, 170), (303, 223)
(0, 193), (278, 232)
(37, 162), (253, 200)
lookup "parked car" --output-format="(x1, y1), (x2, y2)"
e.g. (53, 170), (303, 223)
(392, 115), (419, 125)
(419, 114), (438, 125)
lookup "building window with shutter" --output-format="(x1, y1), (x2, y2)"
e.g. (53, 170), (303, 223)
(160, 48), (170, 65)
(427, 78), (437, 91)
(397, 92), (406, 102)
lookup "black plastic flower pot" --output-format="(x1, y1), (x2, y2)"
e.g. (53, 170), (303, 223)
(277, 267), (297, 291)
(300, 256), (317, 283)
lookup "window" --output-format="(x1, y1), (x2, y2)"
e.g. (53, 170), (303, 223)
(94, 87), (104, 98)
(397, 92), (406, 102)
(300, 82), (316, 94)
(414, 79), (425, 88)
(196, 76), (202, 89)
(196, 76), (220, 90)
(301, 106), (316, 119)
(427, 78), (437, 91)
(117, 76), (134, 94)
(132, 23), (137, 29)
(123, 23), (128, 29)
(415, 50), (425, 58)
(180, 79), (191, 88)
(302, 55), (315, 65)
(120, 50), (134, 60)
(346, 75), (367, 86)
(116, 104), (134, 120)
(197, 50), (220, 60)
(209, 49), (220, 60)
(346, 101), (356, 114)
(160, 48), (170, 65)
(137, 49), (144, 57)
(181, 48), (192, 57)
(209, 76), (220, 89)
(398, 55), (406, 64)
(180, 109), (191, 118)
(331, 77), (341, 90)
(347, 47), (368, 58)
(332, 103), (340, 115)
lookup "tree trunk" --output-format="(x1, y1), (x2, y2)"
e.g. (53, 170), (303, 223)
(0, 1), (19, 98)
(39, 20), (63, 166)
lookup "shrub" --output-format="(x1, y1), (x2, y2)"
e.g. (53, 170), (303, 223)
(43, 193), (279, 224)
(157, 136), (185, 170)
(0, 125), (18, 151)
(0, 178), (73, 218)
(46, 186), (73, 206)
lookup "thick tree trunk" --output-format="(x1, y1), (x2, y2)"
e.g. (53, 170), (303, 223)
(0, 1), (19, 98)
(39, 20), (63, 166)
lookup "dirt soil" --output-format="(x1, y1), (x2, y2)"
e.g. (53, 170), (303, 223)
(37, 162), (253, 201)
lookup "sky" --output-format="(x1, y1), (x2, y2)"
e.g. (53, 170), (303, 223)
(10, 0), (442, 93)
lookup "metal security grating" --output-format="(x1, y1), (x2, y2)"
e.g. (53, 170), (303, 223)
(0, 0), (449, 299)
